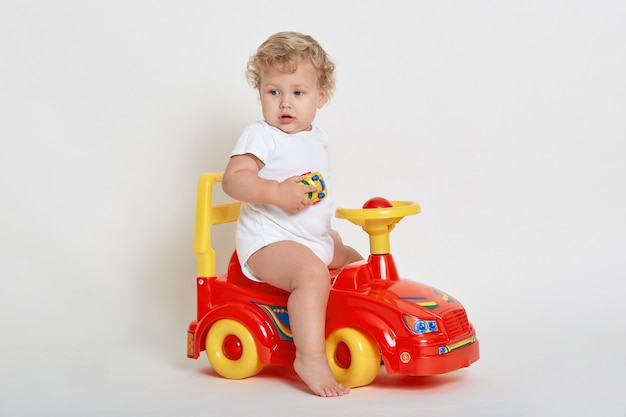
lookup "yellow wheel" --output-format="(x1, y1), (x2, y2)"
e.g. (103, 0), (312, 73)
(205, 319), (263, 379)
(326, 328), (380, 388)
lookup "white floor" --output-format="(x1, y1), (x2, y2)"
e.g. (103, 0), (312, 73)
(2, 322), (624, 417)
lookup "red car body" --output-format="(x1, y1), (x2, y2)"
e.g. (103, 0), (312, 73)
(187, 173), (479, 388)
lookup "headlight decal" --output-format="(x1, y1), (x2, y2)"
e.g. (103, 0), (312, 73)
(403, 314), (438, 335)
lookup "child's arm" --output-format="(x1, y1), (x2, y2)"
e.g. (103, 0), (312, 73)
(222, 153), (317, 214)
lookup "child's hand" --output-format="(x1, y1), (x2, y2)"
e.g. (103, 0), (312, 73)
(277, 176), (319, 214)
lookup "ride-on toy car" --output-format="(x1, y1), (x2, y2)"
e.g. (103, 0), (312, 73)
(187, 172), (479, 388)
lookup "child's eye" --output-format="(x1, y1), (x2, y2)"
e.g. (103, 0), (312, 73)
(294, 91), (303, 96)
(269, 90), (280, 96)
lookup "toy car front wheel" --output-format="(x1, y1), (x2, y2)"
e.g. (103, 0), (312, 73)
(205, 319), (264, 379)
(326, 327), (380, 388)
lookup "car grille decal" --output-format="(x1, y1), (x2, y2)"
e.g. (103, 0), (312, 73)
(442, 309), (470, 340)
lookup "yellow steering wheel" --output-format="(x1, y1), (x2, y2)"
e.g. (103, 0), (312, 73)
(335, 199), (420, 255)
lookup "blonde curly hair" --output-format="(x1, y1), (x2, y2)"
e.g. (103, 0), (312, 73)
(246, 31), (336, 98)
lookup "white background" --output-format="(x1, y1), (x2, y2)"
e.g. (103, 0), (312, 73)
(1, 1), (625, 416)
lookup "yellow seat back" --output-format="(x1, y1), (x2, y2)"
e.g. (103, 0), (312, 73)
(193, 172), (241, 277)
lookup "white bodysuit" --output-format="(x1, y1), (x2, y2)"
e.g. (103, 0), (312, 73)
(230, 121), (335, 281)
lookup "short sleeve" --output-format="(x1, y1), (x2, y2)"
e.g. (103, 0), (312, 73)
(230, 121), (275, 165)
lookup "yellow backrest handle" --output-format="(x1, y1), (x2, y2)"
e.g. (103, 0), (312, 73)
(193, 172), (241, 277)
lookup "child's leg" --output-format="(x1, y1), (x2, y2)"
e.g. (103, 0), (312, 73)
(328, 229), (363, 269)
(246, 241), (350, 397)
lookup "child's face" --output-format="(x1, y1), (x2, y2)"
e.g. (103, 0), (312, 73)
(258, 60), (327, 134)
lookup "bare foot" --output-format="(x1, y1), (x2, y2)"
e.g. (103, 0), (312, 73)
(293, 354), (350, 397)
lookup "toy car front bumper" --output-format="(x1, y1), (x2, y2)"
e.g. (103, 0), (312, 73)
(386, 334), (480, 376)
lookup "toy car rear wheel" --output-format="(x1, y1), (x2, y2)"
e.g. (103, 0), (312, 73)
(326, 327), (380, 388)
(205, 319), (263, 379)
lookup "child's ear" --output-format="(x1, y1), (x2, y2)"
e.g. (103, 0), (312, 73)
(317, 90), (328, 109)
